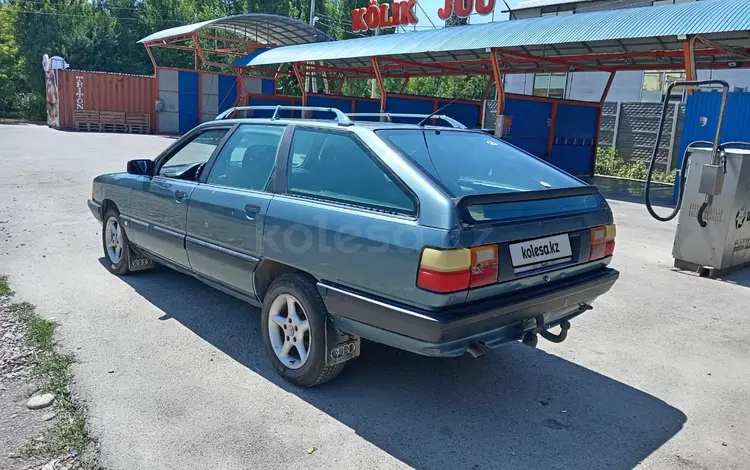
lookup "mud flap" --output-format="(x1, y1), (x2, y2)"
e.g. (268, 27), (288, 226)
(324, 315), (360, 367)
(128, 247), (155, 272)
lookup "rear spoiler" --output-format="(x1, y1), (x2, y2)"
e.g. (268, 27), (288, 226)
(454, 185), (602, 223)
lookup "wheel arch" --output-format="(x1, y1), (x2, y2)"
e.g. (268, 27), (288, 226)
(254, 260), (316, 303)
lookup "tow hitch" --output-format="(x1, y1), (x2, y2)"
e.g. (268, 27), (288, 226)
(524, 305), (592, 347)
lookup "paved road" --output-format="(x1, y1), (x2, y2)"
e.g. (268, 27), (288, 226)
(1, 124), (748, 470)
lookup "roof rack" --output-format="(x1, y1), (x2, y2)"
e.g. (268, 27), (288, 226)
(345, 113), (467, 129)
(215, 105), (353, 126)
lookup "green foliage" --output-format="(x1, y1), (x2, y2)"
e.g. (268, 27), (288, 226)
(596, 147), (676, 184)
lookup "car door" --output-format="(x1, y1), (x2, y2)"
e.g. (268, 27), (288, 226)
(185, 123), (289, 296)
(127, 126), (232, 269)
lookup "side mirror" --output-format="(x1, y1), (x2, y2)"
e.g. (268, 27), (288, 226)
(127, 159), (154, 176)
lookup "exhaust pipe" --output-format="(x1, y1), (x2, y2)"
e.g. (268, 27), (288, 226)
(466, 342), (486, 358)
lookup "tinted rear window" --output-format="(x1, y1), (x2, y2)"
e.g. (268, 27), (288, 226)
(377, 129), (583, 197)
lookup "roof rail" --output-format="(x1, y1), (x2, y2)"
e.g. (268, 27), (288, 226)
(345, 113), (467, 129)
(215, 105), (353, 126)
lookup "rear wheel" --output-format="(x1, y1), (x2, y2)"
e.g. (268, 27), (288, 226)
(102, 208), (130, 275)
(261, 273), (344, 387)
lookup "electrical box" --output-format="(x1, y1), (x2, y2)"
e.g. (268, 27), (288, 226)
(673, 147), (750, 276)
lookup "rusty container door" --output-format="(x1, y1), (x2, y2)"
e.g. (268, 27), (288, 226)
(58, 70), (156, 132)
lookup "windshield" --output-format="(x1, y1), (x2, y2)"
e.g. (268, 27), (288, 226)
(377, 129), (583, 197)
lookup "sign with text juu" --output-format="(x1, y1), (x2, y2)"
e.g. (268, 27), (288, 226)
(352, 0), (419, 33)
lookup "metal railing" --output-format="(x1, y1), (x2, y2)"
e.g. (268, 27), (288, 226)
(215, 105), (354, 126)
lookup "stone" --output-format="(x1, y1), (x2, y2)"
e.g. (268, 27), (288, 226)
(26, 393), (55, 410)
(41, 412), (57, 421)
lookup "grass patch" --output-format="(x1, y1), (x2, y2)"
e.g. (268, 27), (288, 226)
(0, 275), (13, 296)
(1, 279), (97, 466)
(596, 147), (676, 184)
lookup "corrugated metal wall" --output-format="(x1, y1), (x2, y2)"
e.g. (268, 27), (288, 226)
(58, 70), (156, 131)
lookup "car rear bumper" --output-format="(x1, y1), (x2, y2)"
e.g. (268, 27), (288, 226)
(88, 199), (103, 222)
(318, 267), (619, 357)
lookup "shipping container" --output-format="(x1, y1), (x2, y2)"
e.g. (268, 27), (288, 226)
(58, 70), (156, 132)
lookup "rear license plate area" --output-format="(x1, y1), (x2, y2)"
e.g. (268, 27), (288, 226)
(509, 233), (572, 273)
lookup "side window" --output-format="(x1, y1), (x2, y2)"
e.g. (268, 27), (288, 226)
(206, 124), (284, 191)
(158, 129), (228, 177)
(287, 129), (415, 214)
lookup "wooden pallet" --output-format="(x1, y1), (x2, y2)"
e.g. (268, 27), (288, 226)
(125, 113), (150, 134)
(127, 124), (150, 134)
(72, 110), (100, 132)
(100, 123), (128, 133)
(99, 111), (126, 125)
(73, 122), (102, 132)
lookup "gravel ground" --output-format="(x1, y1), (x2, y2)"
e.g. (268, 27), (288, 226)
(0, 124), (748, 470)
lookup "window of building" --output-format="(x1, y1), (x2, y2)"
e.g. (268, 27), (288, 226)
(641, 70), (686, 102)
(287, 128), (415, 214)
(533, 73), (568, 99)
(206, 124), (284, 191)
(540, 5), (575, 16)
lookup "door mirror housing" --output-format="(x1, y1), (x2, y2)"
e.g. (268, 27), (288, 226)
(127, 159), (154, 176)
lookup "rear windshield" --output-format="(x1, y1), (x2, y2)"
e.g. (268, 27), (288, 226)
(376, 129), (583, 197)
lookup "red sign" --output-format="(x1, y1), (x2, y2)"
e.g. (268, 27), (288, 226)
(352, 0), (419, 33)
(438, 0), (496, 20)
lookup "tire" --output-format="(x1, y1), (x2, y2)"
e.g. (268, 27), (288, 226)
(101, 207), (131, 275)
(261, 273), (344, 387)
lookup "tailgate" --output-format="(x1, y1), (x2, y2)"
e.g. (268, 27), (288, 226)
(454, 186), (614, 303)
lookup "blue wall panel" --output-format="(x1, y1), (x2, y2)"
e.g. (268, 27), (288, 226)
(308, 95), (354, 120)
(437, 100), (481, 129)
(261, 79), (275, 95)
(178, 71), (199, 133)
(550, 103), (598, 175)
(247, 96), (299, 118)
(353, 99), (381, 115)
(501, 97), (552, 159)
(674, 92), (750, 200)
(217, 75), (238, 113)
(386, 96), (434, 118)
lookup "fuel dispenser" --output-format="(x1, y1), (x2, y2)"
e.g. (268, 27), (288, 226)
(645, 80), (750, 278)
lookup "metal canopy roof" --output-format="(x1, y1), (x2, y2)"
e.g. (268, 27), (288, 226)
(234, 0), (750, 75)
(138, 13), (332, 46)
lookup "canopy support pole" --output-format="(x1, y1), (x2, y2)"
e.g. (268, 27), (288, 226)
(273, 64), (284, 96)
(490, 48), (505, 115)
(293, 62), (308, 105)
(684, 37), (696, 96)
(372, 57), (387, 112)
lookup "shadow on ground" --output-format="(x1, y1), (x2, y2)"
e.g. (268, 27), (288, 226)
(582, 175), (675, 208)
(113, 262), (686, 470)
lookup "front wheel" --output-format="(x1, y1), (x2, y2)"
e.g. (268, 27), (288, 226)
(261, 273), (344, 387)
(102, 208), (130, 275)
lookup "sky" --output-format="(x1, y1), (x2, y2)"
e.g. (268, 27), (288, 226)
(409, 0), (521, 29)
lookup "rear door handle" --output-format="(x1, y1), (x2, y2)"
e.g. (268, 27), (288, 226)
(245, 204), (261, 220)
(174, 190), (188, 203)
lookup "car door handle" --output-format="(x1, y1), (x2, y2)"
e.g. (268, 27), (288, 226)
(174, 190), (188, 203)
(245, 204), (261, 220)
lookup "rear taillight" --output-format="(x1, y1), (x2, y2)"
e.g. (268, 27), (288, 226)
(589, 224), (616, 261)
(418, 245), (499, 293)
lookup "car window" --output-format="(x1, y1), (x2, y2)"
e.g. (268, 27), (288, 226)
(159, 129), (228, 177)
(377, 129), (584, 197)
(287, 128), (415, 214)
(206, 124), (284, 191)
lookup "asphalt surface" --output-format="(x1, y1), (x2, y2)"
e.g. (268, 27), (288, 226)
(1, 124), (748, 470)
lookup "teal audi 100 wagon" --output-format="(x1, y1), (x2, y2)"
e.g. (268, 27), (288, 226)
(87, 106), (619, 387)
